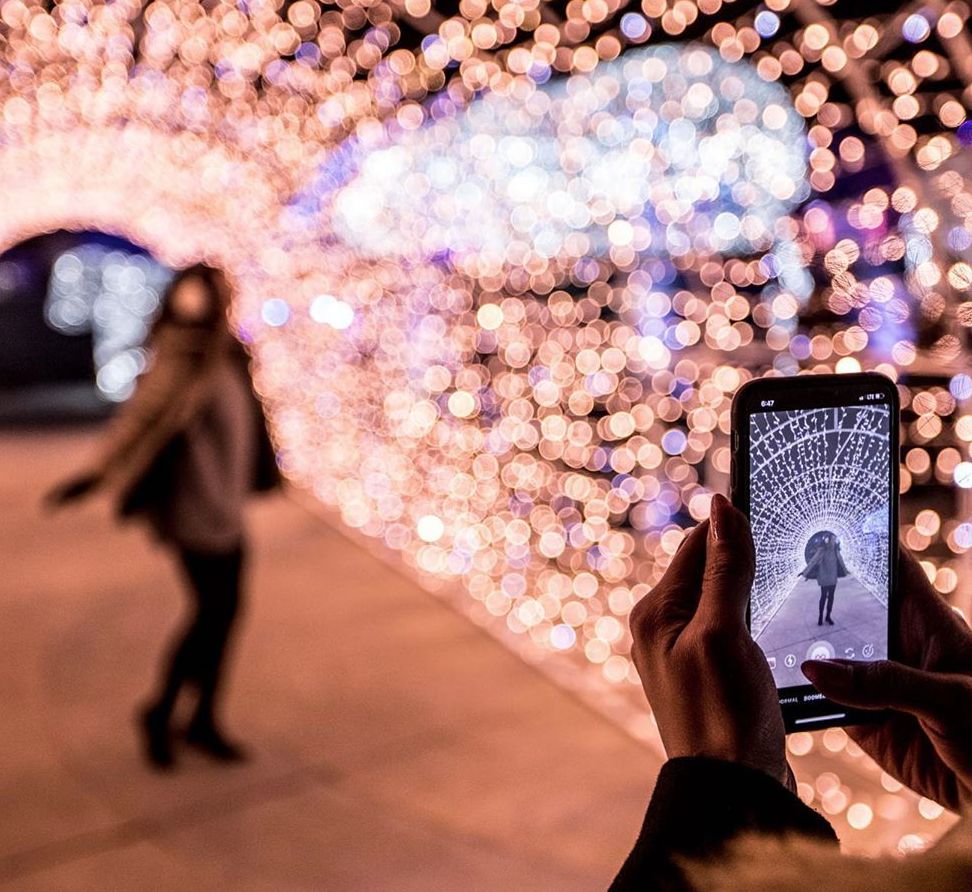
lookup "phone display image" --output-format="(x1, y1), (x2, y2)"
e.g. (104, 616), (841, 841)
(749, 404), (892, 690)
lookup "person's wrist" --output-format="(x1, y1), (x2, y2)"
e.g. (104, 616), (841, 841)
(730, 755), (794, 792)
(667, 743), (792, 791)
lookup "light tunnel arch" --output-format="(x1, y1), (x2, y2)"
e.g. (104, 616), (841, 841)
(0, 0), (964, 851)
(749, 405), (892, 638)
(0, 0), (945, 767)
(0, 41), (816, 727)
(0, 123), (345, 410)
(0, 126), (284, 272)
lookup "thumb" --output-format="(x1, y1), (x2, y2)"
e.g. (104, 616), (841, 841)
(803, 659), (959, 723)
(695, 493), (755, 629)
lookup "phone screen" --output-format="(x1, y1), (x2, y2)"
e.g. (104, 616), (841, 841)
(735, 376), (898, 729)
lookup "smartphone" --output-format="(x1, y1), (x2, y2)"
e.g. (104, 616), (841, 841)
(731, 372), (899, 732)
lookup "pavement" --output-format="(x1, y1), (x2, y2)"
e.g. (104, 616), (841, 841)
(0, 427), (658, 891)
(755, 575), (888, 689)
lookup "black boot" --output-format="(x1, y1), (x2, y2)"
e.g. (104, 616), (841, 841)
(818, 614), (823, 626)
(826, 615), (834, 625)
(185, 718), (248, 763)
(137, 705), (175, 770)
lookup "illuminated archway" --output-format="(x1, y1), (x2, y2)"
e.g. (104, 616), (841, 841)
(1, 0), (970, 850)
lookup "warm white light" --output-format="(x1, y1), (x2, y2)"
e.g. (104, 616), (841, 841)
(417, 515), (445, 543)
(0, 2), (968, 852)
(847, 802), (874, 829)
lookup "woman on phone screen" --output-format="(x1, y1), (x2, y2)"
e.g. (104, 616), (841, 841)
(798, 533), (848, 627)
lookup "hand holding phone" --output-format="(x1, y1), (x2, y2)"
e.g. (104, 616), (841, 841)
(628, 495), (792, 789)
(804, 549), (972, 812)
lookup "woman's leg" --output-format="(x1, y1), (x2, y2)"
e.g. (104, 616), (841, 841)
(187, 545), (245, 735)
(824, 583), (836, 621)
(149, 549), (211, 715)
(818, 587), (827, 625)
(139, 546), (210, 768)
(143, 545), (247, 762)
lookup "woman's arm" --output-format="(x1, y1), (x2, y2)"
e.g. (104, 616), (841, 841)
(800, 549), (822, 577)
(614, 498), (837, 889)
(836, 548), (849, 577)
(87, 327), (202, 486)
(44, 325), (203, 507)
(609, 758), (836, 891)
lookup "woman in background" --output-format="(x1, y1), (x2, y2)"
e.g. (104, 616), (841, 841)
(47, 264), (280, 769)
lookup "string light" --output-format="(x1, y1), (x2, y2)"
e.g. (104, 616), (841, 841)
(0, 0), (968, 851)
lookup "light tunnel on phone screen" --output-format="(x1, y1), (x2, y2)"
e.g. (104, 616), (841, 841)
(749, 406), (891, 689)
(1, 0), (971, 855)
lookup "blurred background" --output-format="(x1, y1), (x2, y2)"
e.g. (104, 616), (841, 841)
(1, 0), (971, 888)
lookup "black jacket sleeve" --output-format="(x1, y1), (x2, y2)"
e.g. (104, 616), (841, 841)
(609, 757), (838, 891)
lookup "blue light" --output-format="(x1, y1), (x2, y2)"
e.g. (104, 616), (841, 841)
(296, 42), (321, 66)
(261, 298), (290, 327)
(620, 13), (649, 40)
(528, 62), (552, 85)
(754, 10), (780, 38)
(661, 429), (687, 455)
(331, 44), (808, 267)
(948, 226), (972, 252)
(902, 13), (931, 43)
(550, 624), (577, 650)
(950, 373), (972, 401)
(955, 462), (972, 489)
(789, 334), (811, 360)
(956, 523), (972, 549)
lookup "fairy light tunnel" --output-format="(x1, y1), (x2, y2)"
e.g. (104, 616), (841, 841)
(749, 405), (892, 637)
(1, 0), (971, 854)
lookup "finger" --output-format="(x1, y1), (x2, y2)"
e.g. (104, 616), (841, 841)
(651, 519), (710, 604)
(802, 658), (963, 723)
(628, 520), (709, 647)
(899, 548), (950, 625)
(694, 493), (755, 630)
(670, 518), (709, 570)
(897, 548), (972, 671)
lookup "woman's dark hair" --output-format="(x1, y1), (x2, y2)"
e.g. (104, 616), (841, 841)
(156, 262), (227, 329)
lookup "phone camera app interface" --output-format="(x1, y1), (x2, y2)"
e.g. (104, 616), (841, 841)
(749, 404), (891, 690)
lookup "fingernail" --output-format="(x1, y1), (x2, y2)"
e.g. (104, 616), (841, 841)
(802, 660), (851, 686)
(710, 493), (729, 541)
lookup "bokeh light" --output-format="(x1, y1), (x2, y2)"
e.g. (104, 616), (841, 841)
(44, 243), (173, 400)
(0, 0), (968, 853)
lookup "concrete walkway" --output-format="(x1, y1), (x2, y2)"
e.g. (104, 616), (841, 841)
(0, 429), (657, 890)
(756, 576), (888, 689)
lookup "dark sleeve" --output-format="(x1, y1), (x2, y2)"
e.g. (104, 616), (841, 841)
(608, 757), (838, 891)
(92, 326), (199, 473)
(802, 549), (822, 576)
(837, 549), (849, 576)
